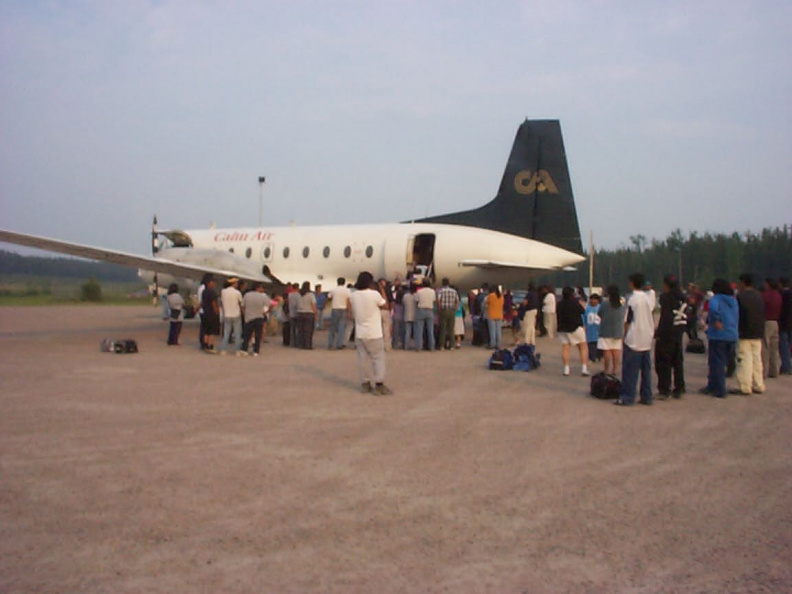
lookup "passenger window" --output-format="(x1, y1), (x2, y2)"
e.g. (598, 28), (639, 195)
(245, 247), (252, 259)
(323, 246), (330, 258)
(263, 246), (272, 259)
(365, 245), (373, 258)
(229, 247), (235, 253)
(343, 246), (351, 258)
(302, 246), (310, 258)
(283, 247), (290, 259)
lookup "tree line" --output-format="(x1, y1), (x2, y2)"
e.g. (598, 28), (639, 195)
(0, 250), (138, 282)
(537, 225), (792, 292)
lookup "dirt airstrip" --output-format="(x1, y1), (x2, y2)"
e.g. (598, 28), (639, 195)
(0, 305), (790, 593)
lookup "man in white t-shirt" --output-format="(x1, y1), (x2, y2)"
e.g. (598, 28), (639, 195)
(220, 277), (244, 355)
(327, 277), (351, 350)
(616, 272), (656, 406)
(543, 288), (557, 339)
(349, 271), (392, 396)
(414, 281), (437, 351)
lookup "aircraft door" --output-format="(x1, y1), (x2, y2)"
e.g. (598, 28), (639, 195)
(412, 233), (436, 281)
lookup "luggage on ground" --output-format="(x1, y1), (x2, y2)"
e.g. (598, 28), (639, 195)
(513, 343), (541, 371)
(685, 338), (706, 354)
(590, 372), (621, 399)
(488, 348), (514, 371)
(100, 339), (139, 354)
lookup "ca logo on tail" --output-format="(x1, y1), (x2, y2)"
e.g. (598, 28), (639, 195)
(514, 169), (559, 195)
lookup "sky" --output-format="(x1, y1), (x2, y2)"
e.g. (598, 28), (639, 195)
(1, 0), (790, 255)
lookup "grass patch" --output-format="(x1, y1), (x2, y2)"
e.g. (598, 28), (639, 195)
(0, 276), (152, 306)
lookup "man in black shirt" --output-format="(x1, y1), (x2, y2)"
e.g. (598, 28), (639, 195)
(654, 274), (687, 399)
(201, 278), (220, 354)
(733, 273), (765, 394)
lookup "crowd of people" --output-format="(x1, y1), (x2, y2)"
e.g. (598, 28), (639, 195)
(161, 270), (791, 400)
(537, 273), (791, 405)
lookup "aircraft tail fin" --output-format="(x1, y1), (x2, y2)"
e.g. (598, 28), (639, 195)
(416, 119), (583, 254)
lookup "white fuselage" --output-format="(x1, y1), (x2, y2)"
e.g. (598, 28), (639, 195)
(151, 222), (584, 291)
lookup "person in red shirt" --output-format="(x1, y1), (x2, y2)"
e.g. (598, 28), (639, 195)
(762, 278), (782, 378)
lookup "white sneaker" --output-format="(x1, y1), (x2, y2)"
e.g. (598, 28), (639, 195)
(219, 351), (228, 356)
(563, 365), (570, 376)
(581, 366), (590, 376)
(236, 351), (249, 357)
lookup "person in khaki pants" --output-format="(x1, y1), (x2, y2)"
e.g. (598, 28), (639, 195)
(733, 274), (765, 395)
(761, 278), (782, 378)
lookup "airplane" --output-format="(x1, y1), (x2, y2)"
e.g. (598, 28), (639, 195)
(0, 119), (585, 293)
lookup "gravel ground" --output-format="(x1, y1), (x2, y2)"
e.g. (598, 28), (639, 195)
(1, 305), (790, 593)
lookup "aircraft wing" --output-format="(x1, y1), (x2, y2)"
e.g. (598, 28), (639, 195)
(0, 229), (273, 283)
(459, 259), (558, 271)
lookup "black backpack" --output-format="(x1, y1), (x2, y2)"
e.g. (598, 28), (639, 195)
(100, 339), (139, 354)
(590, 372), (621, 399)
(488, 348), (514, 371)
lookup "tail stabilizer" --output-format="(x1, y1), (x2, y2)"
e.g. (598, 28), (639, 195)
(416, 119), (583, 254)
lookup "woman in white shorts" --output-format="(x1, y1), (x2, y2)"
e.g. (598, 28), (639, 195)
(557, 286), (589, 376)
(597, 285), (626, 375)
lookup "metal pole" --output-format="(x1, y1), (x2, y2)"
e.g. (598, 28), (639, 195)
(589, 229), (594, 294)
(258, 176), (266, 227)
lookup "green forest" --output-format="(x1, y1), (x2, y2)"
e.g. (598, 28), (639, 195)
(0, 250), (139, 281)
(540, 225), (792, 291)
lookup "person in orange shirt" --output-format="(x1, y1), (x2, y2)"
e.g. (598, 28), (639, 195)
(485, 286), (505, 349)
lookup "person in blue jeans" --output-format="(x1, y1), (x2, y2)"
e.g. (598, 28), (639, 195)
(413, 282), (437, 351)
(700, 278), (739, 398)
(327, 278), (350, 350)
(485, 285), (505, 349)
(615, 273), (655, 406)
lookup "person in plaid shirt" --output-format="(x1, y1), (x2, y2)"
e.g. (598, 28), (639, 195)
(437, 278), (460, 350)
